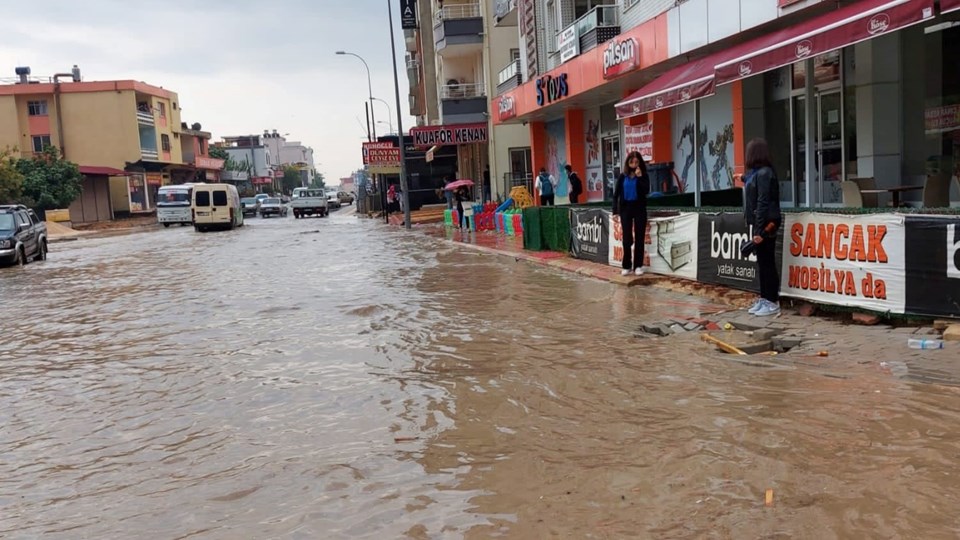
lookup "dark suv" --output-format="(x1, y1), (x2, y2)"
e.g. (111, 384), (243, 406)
(0, 205), (48, 267)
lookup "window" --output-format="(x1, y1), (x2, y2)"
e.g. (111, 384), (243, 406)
(31, 135), (51, 153)
(16, 212), (30, 228)
(195, 190), (210, 207)
(158, 102), (166, 117)
(161, 134), (171, 152)
(212, 190), (228, 206)
(28, 211), (40, 225)
(27, 100), (48, 116)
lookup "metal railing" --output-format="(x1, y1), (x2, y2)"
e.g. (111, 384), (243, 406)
(573, 4), (620, 37)
(440, 82), (486, 99)
(141, 148), (159, 159)
(497, 60), (521, 86)
(502, 171), (534, 201)
(436, 1), (482, 20)
(406, 57), (420, 71)
(136, 110), (154, 124)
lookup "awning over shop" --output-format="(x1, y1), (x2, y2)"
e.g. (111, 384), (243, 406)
(942, 0), (960, 14)
(615, 56), (723, 119)
(78, 165), (127, 176)
(715, 0), (934, 86)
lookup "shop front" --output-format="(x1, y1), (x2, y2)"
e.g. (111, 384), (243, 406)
(411, 123), (489, 202)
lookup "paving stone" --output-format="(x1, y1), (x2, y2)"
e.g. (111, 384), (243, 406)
(641, 323), (662, 335)
(684, 322), (702, 331)
(655, 324), (673, 336)
(704, 322), (721, 331)
(753, 328), (782, 341)
(729, 316), (769, 331)
(797, 303), (817, 317)
(670, 324), (686, 334)
(944, 325), (960, 342)
(852, 312), (881, 325)
(772, 336), (803, 352)
(933, 320), (956, 332)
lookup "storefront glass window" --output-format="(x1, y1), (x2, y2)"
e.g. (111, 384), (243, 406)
(764, 68), (794, 206)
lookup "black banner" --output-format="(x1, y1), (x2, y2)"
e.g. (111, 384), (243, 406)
(570, 208), (608, 264)
(697, 212), (782, 293)
(399, 0), (418, 29)
(905, 215), (960, 317)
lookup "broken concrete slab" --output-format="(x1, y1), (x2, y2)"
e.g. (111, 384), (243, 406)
(684, 322), (702, 331)
(641, 323), (662, 335)
(944, 325), (960, 342)
(729, 316), (770, 332)
(704, 331), (773, 355)
(852, 312), (881, 325)
(772, 336), (803, 353)
(753, 328), (782, 341)
(669, 324), (686, 334)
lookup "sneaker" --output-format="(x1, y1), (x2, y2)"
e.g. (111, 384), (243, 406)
(621, 269), (632, 276)
(754, 301), (781, 317)
(747, 299), (765, 314)
(635, 268), (644, 276)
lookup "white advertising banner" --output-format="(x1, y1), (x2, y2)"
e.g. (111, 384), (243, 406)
(780, 212), (906, 313)
(608, 211), (699, 280)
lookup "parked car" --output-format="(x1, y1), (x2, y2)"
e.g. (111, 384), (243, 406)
(338, 191), (355, 205)
(259, 197), (288, 218)
(241, 197), (260, 217)
(255, 193), (270, 203)
(0, 205), (48, 267)
(326, 189), (342, 209)
(291, 187), (328, 218)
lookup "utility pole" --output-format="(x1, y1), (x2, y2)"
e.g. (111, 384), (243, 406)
(387, 0), (411, 229)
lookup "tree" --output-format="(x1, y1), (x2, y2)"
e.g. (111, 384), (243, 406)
(309, 171), (326, 190)
(208, 145), (229, 161)
(0, 149), (24, 204)
(15, 146), (82, 210)
(281, 166), (302, 194)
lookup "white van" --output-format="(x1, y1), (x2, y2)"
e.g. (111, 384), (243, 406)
(192, 183), (244, 232)
(157, 184), (195, 227)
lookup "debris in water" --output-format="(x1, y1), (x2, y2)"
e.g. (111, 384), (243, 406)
(765, 489), (774, 506)
(394, 437), (418, 443)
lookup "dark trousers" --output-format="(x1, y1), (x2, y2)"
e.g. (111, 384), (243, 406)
(540, 194), (555, 206)
(620, 206), (647, 270)
(457, 201), (465, 228)
(569, 192), (580, 204)
(757, 237), (780, 303)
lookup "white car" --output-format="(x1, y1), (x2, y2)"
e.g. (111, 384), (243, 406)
(326, 190), (342, 209)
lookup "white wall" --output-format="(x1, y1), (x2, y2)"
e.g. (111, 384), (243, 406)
(667, 0), (786, 58)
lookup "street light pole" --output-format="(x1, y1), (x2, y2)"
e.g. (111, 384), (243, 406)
(372, 97), (392, 131)
(335, 51), (376, 141)
(387, 0), (411, 229)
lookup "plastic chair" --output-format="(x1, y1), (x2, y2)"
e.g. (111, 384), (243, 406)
(923, 173), (951, 208)
(840, 181), (864, 208)
(852, 177), (879, 208)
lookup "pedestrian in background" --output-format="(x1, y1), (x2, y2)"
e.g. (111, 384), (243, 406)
(483, 165), (491, 203)
(535, 167), (556, 206)
(443, 174), (455, 209)
(743, 138), (782, 317)
(566, 164), (583, 205)
(612, 151), (650, 276)
(454, 186), (469, 229)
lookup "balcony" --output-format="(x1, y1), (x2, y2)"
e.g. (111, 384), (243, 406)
(141, 148), (159, 160)
(404, 28), (418, 53)
(497, 60), (522, 95)
(440, 82), (487, 124)
(136, 105), (154, 126)
(434, 1), (483, 56)
(558, 5), (621, 59)
(406, 56), (421, 88)
(409, 93), (423, 117)
(495, 0), (518, 26)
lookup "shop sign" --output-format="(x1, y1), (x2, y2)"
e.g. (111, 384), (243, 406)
(780, 212), (906, 313)
(623, 123), (653, 163)
(399, 0), (417, 29)
(535, 73), (569, 107)
(608, 211), (698, 280)
(498, 95), (517, 121)
(903, 215), (960, 317)
(194, 156), (225, 170)
(205, 171), (217, 181)
(570, 208), (608, 264)
(557, 26), (579, 64)
(410, 123), (488, 147)
(362, 141), (401, 166)
(602, 37), (639, 79)
(696, 213), (784, 293)
(146, 172), (163, 186)
(924, 104), (960, 134)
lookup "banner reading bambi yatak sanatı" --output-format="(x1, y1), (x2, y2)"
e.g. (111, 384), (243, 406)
(780, 213), (906, 313)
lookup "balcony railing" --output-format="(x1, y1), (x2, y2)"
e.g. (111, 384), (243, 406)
(574, 4), (619, 37)
(406, 57), (420, 71)
(497, 60), (521, 86)
(440, 82), (486, 99)
(141, 148), (159, 159)
(436, 1), (481, 21)
(136, 110), (154, 125)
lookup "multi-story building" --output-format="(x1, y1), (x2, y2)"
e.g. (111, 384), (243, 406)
(219, 135), (277, 192)
(177, 121), (225, 185)
(0, 66), (222, 221)
(261, 130), (316, 188)
(492, 0), (960, 207)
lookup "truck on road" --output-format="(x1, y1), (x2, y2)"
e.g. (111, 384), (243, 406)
(291, 188), (328, 219)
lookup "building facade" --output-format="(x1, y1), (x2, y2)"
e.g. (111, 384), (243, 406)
(219, 135), (276, 192)
(491, 0), (960, 208)
(0, 68), (223, 221)
(261, 130), (316, 187)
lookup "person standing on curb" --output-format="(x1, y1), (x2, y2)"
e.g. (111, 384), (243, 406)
(743, 138), (782, 317)
(566, 164), (583, 205)
(612, 151), (650, 277)
(443, 174), (455, 210)
(535, 167), (556, 206)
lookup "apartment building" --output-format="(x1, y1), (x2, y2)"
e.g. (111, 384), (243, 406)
(492, 0), (960, 207)
(261, 130), (316, 188)
(219, 135), (278, 192)
(0, 67), (223, 221)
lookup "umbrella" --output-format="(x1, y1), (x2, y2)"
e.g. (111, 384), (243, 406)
(444, 179), (474, 191)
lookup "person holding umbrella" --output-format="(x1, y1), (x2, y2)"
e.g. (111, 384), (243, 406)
(445, 178), (474, 229)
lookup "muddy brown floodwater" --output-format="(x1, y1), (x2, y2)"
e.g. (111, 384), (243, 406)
(3, 209), (960, 539)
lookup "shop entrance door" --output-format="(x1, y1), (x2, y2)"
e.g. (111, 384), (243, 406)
(793, 90), (844, 207)
(602, 136), (620, 201)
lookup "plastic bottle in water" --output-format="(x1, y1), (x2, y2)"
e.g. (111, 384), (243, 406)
(908, 338), (945, 350)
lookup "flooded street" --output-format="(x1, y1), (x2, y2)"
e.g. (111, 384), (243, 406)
(4, 210), (960, 539)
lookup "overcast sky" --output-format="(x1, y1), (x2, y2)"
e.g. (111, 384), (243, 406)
(0, 0), (414, 183)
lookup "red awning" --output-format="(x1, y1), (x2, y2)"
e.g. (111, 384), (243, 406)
(78, 166), (127, 176)
(615, 57), (720, 119)
(942, 0), (960, 14)
(715, 0), (934, 86)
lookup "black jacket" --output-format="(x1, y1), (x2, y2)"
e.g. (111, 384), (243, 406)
(743, 166), (782, 235)
(612, 173), (649, 215)
(568, 172), (583, 195)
